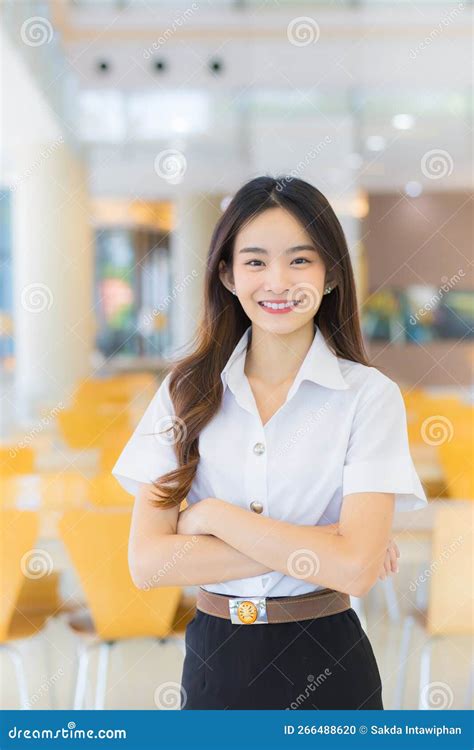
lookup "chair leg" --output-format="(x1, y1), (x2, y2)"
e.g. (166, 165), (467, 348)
(42, 633), (57, 709)
(1, 644), (30, 709)
(73, 642), (92, 710)
(95, 642), (113, 710)
(392, 615), (415, 709)
(418, 639), (433, 709)
(464, 661), (474, 709)
(382, 577), (401, 623)
(415, 565), (429, 610)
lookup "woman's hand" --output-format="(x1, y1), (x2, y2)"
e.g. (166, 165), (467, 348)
(176, 499), (212, 536)
(322, 523), (400, 580)
(378, 538), (400, 580)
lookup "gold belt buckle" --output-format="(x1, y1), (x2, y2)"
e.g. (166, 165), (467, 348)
(229, 596), (268, 625)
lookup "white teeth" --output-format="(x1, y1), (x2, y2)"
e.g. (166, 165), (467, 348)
(260, 301), (298, 310)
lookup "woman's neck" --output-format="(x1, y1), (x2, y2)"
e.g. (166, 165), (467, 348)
(244, 321), (316, 387)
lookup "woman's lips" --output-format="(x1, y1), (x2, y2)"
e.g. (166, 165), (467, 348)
(257, 301), (301, 314)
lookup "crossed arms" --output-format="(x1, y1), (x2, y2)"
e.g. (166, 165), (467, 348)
(128, 485), (398, 597)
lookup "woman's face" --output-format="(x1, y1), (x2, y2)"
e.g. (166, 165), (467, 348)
(220, 207), (331, 333)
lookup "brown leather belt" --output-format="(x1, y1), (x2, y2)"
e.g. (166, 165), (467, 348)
(196, 586), (351, 625)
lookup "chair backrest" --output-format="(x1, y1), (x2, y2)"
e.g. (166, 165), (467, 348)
(57, 408), (131, 450)
(0, 509), (39, 641)
(0, 446), (35, 476)
(405, 398), (472, 446)
(98, 428), (133, 472)
(427, 503), (473, 635)
(58, 509), (182, 639)
(437, 441), (474, 500)
(89, 473), (133, 506)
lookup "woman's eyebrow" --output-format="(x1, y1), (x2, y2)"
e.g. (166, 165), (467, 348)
(238, 245), (318, 254)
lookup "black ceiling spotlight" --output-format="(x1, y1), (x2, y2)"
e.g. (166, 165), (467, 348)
(208, 58), (224, 75)
(153, 59), (167, 73)
(96, 60), (111, 74)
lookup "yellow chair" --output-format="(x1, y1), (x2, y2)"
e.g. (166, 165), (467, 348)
(405, 398), (472, 446)
(57, 407), (131, 450)
(89, 473), (133, 507)
(394, 503), (473, 708)
(58, 508), (195, 709)
(0, 446), (35, 476)
(72, 374), (157, 407)
(98, 428), (133, 473)
(0, 508), (55, 708)
(437, 441), (474, 500)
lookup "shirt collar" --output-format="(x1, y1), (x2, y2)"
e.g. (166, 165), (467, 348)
(220, 323), (349, 395)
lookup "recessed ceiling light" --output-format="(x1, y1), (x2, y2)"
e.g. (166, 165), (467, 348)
(404, 181), (423, 197)
(392, 114), (415, 130)
(366, 136), (386, 152)
(172, 118), (190, 133)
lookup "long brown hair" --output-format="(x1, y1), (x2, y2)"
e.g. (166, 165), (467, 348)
(149, 175), (369, 508)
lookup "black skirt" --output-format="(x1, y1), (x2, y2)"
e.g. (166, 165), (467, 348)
(180, 606), (383, 710)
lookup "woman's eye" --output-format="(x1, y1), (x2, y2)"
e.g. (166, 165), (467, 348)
(244, 258), (311, 267)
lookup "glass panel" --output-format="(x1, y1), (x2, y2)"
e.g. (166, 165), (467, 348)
(94, 227), (172, 358)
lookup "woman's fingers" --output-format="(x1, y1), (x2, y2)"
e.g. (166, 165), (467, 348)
(389, 543), (399, 573)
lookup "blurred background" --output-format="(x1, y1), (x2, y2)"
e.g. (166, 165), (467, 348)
(0, 0), (472, 712)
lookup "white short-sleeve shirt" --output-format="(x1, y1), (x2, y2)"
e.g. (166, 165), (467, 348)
(112, 323), (428, 598)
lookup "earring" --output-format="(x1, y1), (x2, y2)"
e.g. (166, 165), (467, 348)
(232, 288), (236, 295)
(324, 286), (332, 295)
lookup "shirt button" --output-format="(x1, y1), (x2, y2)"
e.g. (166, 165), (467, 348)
(253, 442), (265, 455)
(249, 501), (264, 514)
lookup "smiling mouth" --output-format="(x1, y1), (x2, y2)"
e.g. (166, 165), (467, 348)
(258, 300), (302, 310)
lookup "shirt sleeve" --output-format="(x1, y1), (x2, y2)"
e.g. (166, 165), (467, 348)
(111, 372), (179, 497)
(342, 374), (428, 512)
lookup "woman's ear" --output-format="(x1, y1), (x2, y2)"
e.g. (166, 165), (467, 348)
(218, 260), (234, 294)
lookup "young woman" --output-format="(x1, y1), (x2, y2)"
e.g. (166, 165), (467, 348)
(112, 175), (427, 710)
